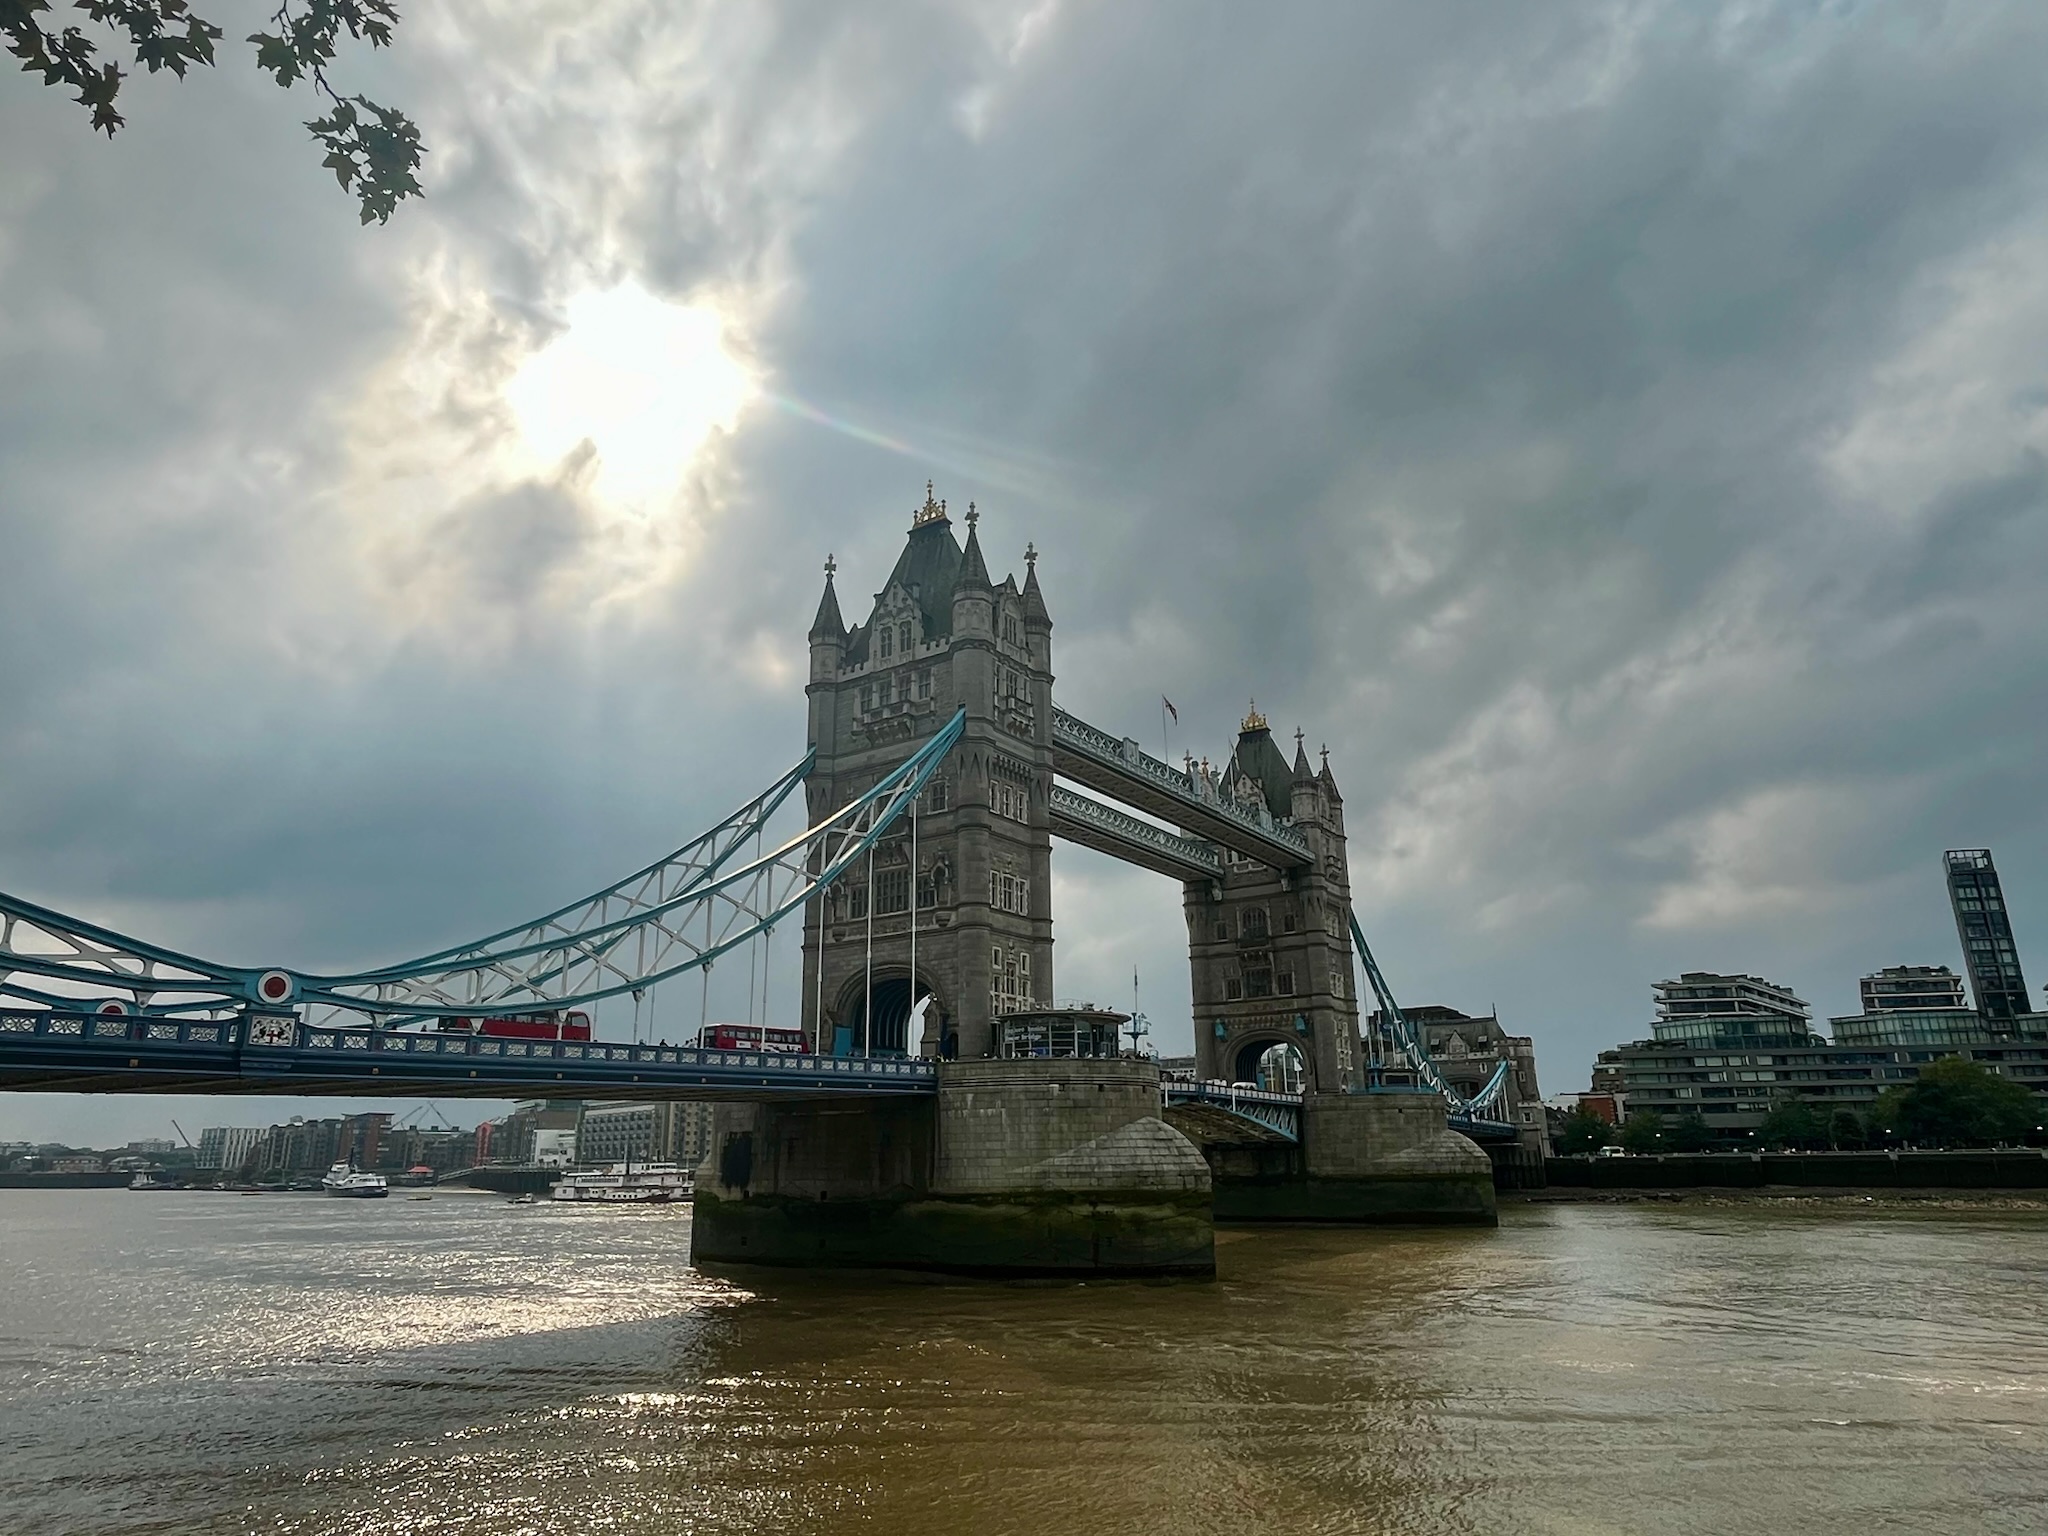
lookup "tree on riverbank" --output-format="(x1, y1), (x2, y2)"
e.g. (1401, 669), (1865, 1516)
(1554, 1107), (1613, 1156)
(1666, 1113), (1712, 1152)
(1872, 1058), (2039, 1148)
(1758, 1097), (1828, 1151)
(1618, 1110), (1664, 1153)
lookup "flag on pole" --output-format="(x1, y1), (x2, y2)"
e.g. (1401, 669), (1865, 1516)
(1162, 696), (1178, 721)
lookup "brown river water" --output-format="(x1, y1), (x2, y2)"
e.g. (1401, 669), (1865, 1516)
(0, 1189), (2043, 1535)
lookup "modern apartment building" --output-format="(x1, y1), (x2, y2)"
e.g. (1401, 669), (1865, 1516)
(1648, 972), (1817, 1047)
(575, 1101), (716, 1167)
(194, 1125), (261, 1170)
(1947, 849), (2030, 1019)
(1859, 965), (1967, 1013)
(1596, 1022), (2048, 1136)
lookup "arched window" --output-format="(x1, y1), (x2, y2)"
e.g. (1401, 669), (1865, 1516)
(1240, 907), (1269, 941)
(899, 621), (914, 652)
(878, 625), (893, 660)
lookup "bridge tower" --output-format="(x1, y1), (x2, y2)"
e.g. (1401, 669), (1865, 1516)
(1185, 712), (1364, 1093)
(800, 486), (1055, 1059)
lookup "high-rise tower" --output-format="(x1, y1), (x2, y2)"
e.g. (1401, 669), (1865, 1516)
(1945, 849), (2030, 1020)
(800, 488), (1054, 1058)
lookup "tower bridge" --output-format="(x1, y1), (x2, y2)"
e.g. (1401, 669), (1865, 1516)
(0, 484), (1540, 1277)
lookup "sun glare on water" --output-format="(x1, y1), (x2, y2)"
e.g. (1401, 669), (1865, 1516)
(504, 281), (755, 508)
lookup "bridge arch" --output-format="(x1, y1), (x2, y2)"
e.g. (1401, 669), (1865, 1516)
(830, 969), (950, 1059)
(1230, 1034), (1307, 1092)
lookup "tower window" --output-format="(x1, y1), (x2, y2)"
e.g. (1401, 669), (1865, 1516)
(923, 777), (948, 813)
(1003, 614), (1020, 646)
(989, 871), (1030, 915)
(860, 683), (875, 712)
(1240, 907), (1269, 940)
(916, 668), (932, 700)
(900, 621), (914, 652)
(878, 625), (893, 660)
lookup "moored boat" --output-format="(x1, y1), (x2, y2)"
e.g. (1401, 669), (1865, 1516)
(551, 1161), (692, 1204)
(319, 1162), (389, 1198)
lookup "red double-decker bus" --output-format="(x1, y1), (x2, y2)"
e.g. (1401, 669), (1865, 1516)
(696, 1024), (808, 1053)
(436, 1011), (592, 1041)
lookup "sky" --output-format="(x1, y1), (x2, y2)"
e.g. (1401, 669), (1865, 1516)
(4, 0), (2047, 1146)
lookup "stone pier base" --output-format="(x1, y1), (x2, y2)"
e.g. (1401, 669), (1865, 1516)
(691, 1058), (1215, 1277)
(1174, 1090), (1497, 1226)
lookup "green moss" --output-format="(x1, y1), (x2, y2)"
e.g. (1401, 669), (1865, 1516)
(1211, 1173), (1498, 1226)
(693, 1188), (1215, 1278)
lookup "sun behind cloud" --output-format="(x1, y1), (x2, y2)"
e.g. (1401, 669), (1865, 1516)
(504, 280), (757, 510)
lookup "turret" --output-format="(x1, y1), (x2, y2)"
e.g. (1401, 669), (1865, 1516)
(808, 554), (846, 681)
(950, 502), (996, 643)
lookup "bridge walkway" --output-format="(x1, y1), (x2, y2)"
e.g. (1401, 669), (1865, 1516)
(1050, 707), (1312, 870)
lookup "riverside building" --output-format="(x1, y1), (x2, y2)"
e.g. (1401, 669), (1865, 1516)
(1947, 849), (2030, 1019)
(1592, 848), (2048, 1137)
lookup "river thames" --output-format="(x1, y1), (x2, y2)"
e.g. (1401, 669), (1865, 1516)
(1, 1191), (2043, 1534)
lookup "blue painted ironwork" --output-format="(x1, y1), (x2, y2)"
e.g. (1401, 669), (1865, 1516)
(0, 1008), (936, 1098)
(1347, 909), (1514, 1136)
(0, 709), (966, 1029)
(1161, 1078), (1300, 1140)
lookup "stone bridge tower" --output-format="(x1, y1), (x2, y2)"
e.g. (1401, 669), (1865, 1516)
(1185, 709), (1363, 1093)
(800, 487), (1054, 1059)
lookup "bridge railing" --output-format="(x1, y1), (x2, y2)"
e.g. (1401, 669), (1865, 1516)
(0, 1009), (939, 1092)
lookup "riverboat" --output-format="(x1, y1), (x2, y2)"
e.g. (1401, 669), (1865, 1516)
(320, 1163), (390, 1199)
(550, 1162), (692, 1204)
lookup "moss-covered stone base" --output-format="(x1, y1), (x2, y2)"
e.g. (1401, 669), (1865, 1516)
(1212, 1173), (1498, 1226)
(691, 1188), (1215, 1277)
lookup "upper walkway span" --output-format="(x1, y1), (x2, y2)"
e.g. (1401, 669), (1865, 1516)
(1049, 707), (1312, 870)
(1048, 785), (1221, 881)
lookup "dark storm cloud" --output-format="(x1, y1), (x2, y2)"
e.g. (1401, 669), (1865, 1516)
(5, 1), (2048, 1142)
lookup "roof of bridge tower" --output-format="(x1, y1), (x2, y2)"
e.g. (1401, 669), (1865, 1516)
(1225, 705), (1296, 819)
(1318, 746), (1343, 806)
(1292, 729), (1315, 782)
(843, 488), (966, 664)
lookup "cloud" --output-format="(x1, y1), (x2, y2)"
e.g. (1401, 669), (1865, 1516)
(7, 1), (2048, 1143)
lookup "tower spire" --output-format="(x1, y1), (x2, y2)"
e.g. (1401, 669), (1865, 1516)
(958, 502), (992, 588)
(809, 552), (845, 640)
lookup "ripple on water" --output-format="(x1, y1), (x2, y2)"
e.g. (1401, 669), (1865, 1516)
(2, 1195), (2047, 1535)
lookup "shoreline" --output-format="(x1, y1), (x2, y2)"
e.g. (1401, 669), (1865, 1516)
(1509, 1187), (2048, 1211)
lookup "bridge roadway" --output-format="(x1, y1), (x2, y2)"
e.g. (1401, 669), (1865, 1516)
(0, 1010), (935, 1100)
(0, 1009), (1515, 1141)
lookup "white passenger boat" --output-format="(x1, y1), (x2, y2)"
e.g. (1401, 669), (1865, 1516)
(320, 1162), (390, 1198)
(551, 1161), (692, 1204)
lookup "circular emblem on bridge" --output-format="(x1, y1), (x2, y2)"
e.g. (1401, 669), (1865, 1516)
(253, 970), (296, 1005)
(94, 999), (133, 1016)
